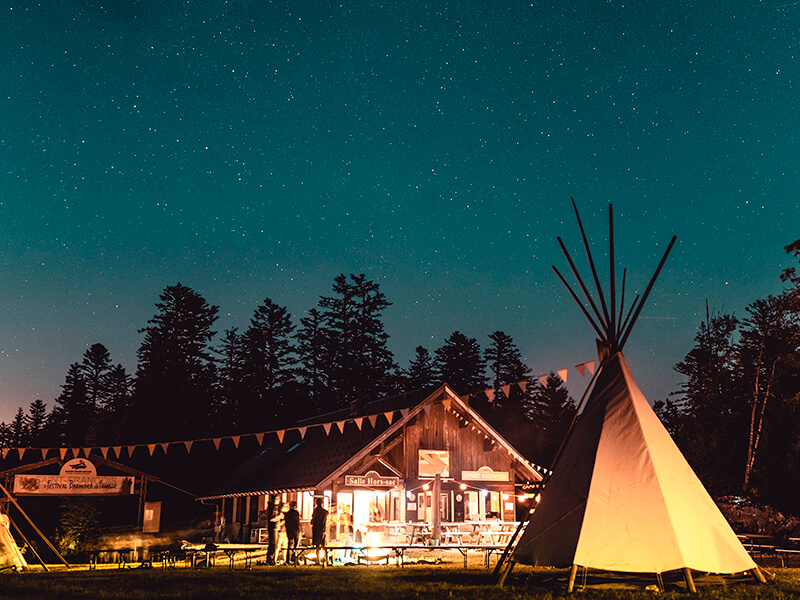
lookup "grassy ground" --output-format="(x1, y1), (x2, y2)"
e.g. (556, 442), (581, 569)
(1, 560), (799, 600)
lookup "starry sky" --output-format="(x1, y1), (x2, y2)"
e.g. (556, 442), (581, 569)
(0, 1), (797, 423)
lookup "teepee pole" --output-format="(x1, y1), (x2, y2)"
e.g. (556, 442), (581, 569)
(752, 566), (767, 583)
(0, 482), (69, 567)
(682, 567), (697, 593)
(9, 518), (48, 571)
(608, 204), (617, 339)
(618, 235), (677, 349)
(552, 265), (606, 341)
(556, 237), (609, 333)
(570, 198), (612, 330)
(567, 564), (579, 593)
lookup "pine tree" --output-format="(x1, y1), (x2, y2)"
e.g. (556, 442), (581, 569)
(403, 346), (437, 390)
(132, 283), (219, 441)
(240, 298), (297, 427)
(10, 407), (27, 447)
(296, 308), (327, 415)
(25, 398), (49, 446)
(433, 331), (487, 396)
(523, 372), (576, 465)
(216, 327), (246, 426)
(317, 274), (397, 409)
(52, 363), (92, 446)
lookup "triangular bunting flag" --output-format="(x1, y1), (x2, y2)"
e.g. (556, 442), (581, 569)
(501, 384), (511, 398)
(276, 430), (285, 443)
(160, 442), (170, 454)
(101, 447), (109, 459)
(518, 380), (527, 393)
(586, 360), (596, 374)
(354, 418), (363, 430)
(400, 408), (409, 419)
(1, 448), (8, 459)
(442, 398), (451, 412)
(232, 436), (241, 448)
(255, 432), (265, 445)
(368, 415), (378, 428)
(127, 445), (137, 457)
(213, 438), (222, 450)
(336, 421), (345, 434)
(539, 374), (548, 386)
(147, 444), (157, 456)
(558, 368), (568, 382)
(72, 448), (81, 458)
(384, 411), (394, 425)
(298, 427), (307, 439)
(486, 389), (495, 403)
(184, 441), (194, 453)
(323, 423), (332, 435)
(84, 448), (92, 457)
(18, 448), (26, 460)
(40, 448), (48, 460)
(113, 446), (122, 458)
(576, 362), (586, 377)
(422, 404), (431, 415)
(60, 448), (68, 460)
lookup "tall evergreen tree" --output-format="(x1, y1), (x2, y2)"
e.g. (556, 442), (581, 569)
(673, 309), (745, 495)
(523, 372), (576, 466)
(25, 398), (49, 446)
(403, 346), (437, 390)
(52, 363), (93, 446)
(317, 274), (396, 409)
(132, 283), (219, 441)
(216, 327), (246, 425)
(10, 407), (27, 447)
(433, 331), (487, 396)
(296, 308), (328, 415)
(240, 298), (297, 427)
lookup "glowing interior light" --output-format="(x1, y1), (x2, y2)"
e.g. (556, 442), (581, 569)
(481, 489), (488, 497)
(459, 484), (467, 491)
(422, 483), (429, 491)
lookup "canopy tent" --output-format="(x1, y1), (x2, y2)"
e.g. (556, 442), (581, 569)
(498, 201), (764, 592)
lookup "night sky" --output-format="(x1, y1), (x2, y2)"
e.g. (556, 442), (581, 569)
(1, 1), (797, 423)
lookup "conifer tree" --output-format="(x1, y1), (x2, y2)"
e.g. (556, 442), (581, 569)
(433, 331), (487, 396)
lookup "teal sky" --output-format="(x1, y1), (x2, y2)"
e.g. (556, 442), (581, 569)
(0, 0), (797, 422)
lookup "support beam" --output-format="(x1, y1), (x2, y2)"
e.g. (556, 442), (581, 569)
(752, 566), (767, 584)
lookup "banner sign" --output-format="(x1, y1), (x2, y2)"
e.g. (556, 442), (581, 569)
(461, 466), (509, 481)
(14, 474), (135, 496)
(344, 470), (400, 488)
(14, 460), (135, 496)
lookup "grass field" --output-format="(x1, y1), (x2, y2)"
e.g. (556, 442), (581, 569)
(1, 561), (799, 600)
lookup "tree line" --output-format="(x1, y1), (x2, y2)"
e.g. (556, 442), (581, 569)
(654, 240), (800, 514)
(0, 273), (575, 466)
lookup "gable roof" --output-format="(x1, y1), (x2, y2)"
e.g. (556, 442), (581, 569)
(200, 384), (543, 500)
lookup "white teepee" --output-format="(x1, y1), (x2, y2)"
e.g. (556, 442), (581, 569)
(503, 201), (763, 590)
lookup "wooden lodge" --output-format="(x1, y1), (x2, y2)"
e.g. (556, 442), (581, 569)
(198, 384), (545, 546)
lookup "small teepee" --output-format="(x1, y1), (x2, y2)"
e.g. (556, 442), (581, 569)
(502, 201), (764, 592)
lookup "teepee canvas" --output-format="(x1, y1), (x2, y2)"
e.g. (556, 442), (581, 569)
(504, 201), (763, 590)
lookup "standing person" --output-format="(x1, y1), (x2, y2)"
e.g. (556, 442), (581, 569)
(311, 497), (328, 567)
(284, 501), (301, 565)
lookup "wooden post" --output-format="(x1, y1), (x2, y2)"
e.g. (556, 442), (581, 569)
(567, 564), (578, 593)
(682, 567), (697, 593)
(0, 482), (69, 567)
(432, 473), (441, 545)
(495, 559), (515, 587)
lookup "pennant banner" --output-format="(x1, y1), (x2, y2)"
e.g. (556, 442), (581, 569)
(323, 423), (332, 436)
(40, 448), (48, 460)
(113, 446), (122, 459)
(184, 440), (194, 453)
(232, 436), (241, 449)
(336, 421), (345, 434)
(276, 430), (285, 443)
(368, 415), (377, 428)
(160, 442), (169, 454)
(255, 432), (265, 446)
(354, 418), (363, 431)
(127, 445), (136, 457)
(538, 375), (548, 386)
(384, 411), (394, 425)
(485, 389), (495, 403)
(518, 380), (527, 393)
(298, 427), (307, 440)
(147, 444), (156, 456)
(586, 360), (596, 374)
(501, 384), (511, 398)
(1, 449), (8, 459)
(576, 362), (586, 377)
(17, 448), (25, 460)
(101, 447), (109, 459)
(213, 438), (222, 450)
(558, 368), (568, 383)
